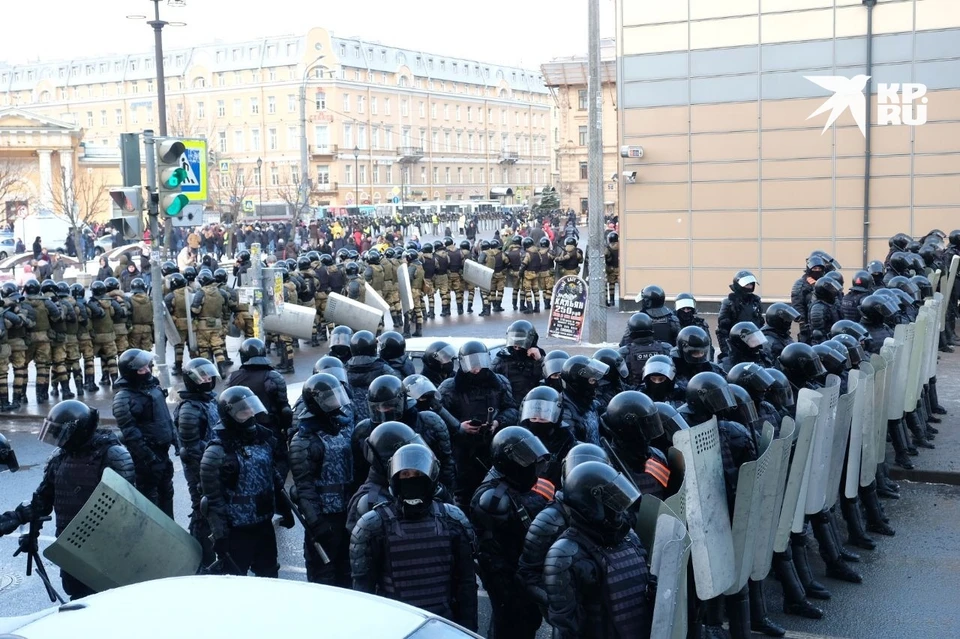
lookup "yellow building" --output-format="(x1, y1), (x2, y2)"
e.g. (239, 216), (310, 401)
(617, 0), (960, 302)
(0, 27), (552, 223)
(541, 39), (620, 216)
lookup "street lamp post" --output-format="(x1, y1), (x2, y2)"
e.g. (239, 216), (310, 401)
(353, 146), (360, 209)
(256, 157), (263, 222)
(299, 54), (326, 221)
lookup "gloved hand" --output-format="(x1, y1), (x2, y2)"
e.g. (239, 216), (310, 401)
(0, 511), (20, 536)
(309, 519), (331, 540)
(212, 536), (230, 559)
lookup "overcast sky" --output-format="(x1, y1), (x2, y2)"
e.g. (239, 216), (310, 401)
(1, 0), (616, 68)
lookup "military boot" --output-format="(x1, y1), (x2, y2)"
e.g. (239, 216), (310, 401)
(10, 390), (23, 411)
(544, 299), (551, 310)
(50, 379), (59, 397)
(493, 300), (504, 313)
(0, 391), (10, 412)
(771, 550), (823, 619)
(512, 297), (518, 311)
(840, 497), (876, 550)
(930, 377), (947, 414)
(440, 304), (451, 317)
(413, 322), (423, 338)
(479, 304), (490, 317)
(520, 298), (531, 314)
(73, 371), (84, 397)
(811, 514), (862, 583)
(906, 411), (934, 449)
(790, 534), (831, 599)
(862, 484), (896, 536)
(533, 301), (540, 314)
(465, 296), (473, 314)
(726, 586), (755, 639)
(456, 303), (464, 315)
(402, 314), (412, 339)
(60, 379), (75, 400)
(36, 383), (49, 404)
(700, 597), (730, 639)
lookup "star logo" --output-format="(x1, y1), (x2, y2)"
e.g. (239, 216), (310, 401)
(805, 75), (871, 136)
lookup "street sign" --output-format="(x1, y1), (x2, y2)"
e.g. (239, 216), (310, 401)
(392, 186), (401, 196)
(178, 138), (208, 203)
(547, 276), (588, 342)
(392, 196), (400, 204)
(219, 160), (230, 174)
(171, 204), (204, 228)
(242, 198), (255, 213)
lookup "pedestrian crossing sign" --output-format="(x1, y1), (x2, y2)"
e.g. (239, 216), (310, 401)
(178, 138), (208, 203)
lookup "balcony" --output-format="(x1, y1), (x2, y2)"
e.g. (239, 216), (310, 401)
(396, 146), (424, 162)
(498, 148), (519, 164)
(312, 181), (338, 195)
(310, 144), (339, 158)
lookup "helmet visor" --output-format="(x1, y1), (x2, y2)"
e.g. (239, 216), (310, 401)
(459, 351), (491, 373)
(733, 400), (760, 429)
(430, 344), (457, 366)
(330, 332), (352, 348)
(320, 366), (348, 384)
(737, 274), (758, 288)
(39, 417), (79, 448)
(682, 346), (710, 364)
(579, 359), (610, 381)
(520, 398), (563, 424)
(697, 385), (737, 412)
(403, 375), (438, 401)
(659, 409), (689, 437)
(742, 330), (768, 349)
(506, 329), (536, 349)
(369, 396), (405, 422)
(543, 357), (567, 378)
(769, 385), (795, 409)
(675, 298), (696, 310)
(503, 434), (549, 467)
(184, 361), (221, 389)
(313, 384), (352, 413)
(643, 359), (676, 381)
(389, 444), (440, 483)
(227, 395), (268, 424)
(598, 472), (642, 513)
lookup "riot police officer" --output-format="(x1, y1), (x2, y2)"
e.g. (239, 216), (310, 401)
(841, 270), (875, 321)
(482, 239), (507, 315)
(404, 249), (426, 337)
(761, 303), (801, 361)
(516, 237), (541, 314)
(0, 285), (28, 410)
(163, 273), (191, 375)
(593, 347), (631, 407)
(190, 269), (228, 375)
(809, 277), (844, 344)
(556, 237), (583, 277)
(350, 443), (478, 631)
(719, 321), (771, 372)
(127, 278), (154, 351)
(112, 349), (176, 517)
(638, 285), (680, 346)
(378, 331), (415, 378)
(329, 325), (353, 364)
(22, 278), (62, 404)
(289, 373), (355, 585)
(791, 255), (827, 343)
(618, 312), (671, 387)
(0, 401), (135, 600)
(717, 270), (764, 359)
(537, 237), (557, 310)
(104, 277), (132, 358)
(434, 240), (452, 317)
(671, 326), (725, 390)
(421, 340), (457, 387)
(345, 330), (402, 423)
(560, 356), (608, 445)
(448, 239), (470, 315)
(492, 320), (545, 402)
(201, 386), (291, 576)
(600, 390), (672, 500)
(518, 386), (577, 488)
(44, 279), (75, 399)
(70, 283), (98, 394)
(604, 231), (620, 307)
(639, 354), (684, 406)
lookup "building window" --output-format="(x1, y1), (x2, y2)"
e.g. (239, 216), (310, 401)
(385, 98), (391, 116)
(250, 97), (259, 115)
(444, 132), (451, 152)
(344, 164), (353, 184)
(115, 109), (123, 125)
(444, 104), (450, 120)
(291, 164), (299, 184)
(371, 97), (378, 115)
(315, 92), (326, 110)
(578, 126), (587, 146)
(233, 99), (242, 116)
(218, 131), (227, 153)
(251, 129), (260, 150)
(359, 165), (367, 184)
(400, 99), (408, 117)
(467, 106), (472, 122)
(384, 127), (393, 149)
(433, 167), (439, 184)
(468, 133), (474, 153)
(86, 111), (94, 127)
(253, 168), (261, 188)
(373, 165), (381, 184)
(457, 167), (463, 184)
(372, 126), (380, 150)
(456, 133), (462, 153)
(232, 130), (244, 152)
(267, 96), (276, 114)
(456, 105), (461, 121)
(419, 101), (425, 118)
(445, 167), (451, 184)
(269, 69), (277, 82)
(317, 165), (330, 185)
(342, 94), (350, 112)
(577, 89), (588, 110)
(579, 162), (588, 180)
(343, 124), (353, 148)
(217, 100), (226, 117)
(268, 128), (278, 151)
(358, 95), (365, 114)
(358, 125), (367, 149)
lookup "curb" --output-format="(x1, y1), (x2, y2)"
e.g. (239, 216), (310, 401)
(888, 467), (960, 486)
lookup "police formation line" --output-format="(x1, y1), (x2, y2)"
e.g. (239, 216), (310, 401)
(0, 228), (955, 639)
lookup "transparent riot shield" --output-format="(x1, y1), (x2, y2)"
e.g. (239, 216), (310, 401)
(904, 313), (927, 412)
(825, 371), (858, 508)
(752, 417), (794, 580)
(725, 423), (774, 594)
(804, 375), (841, 515)
(463, 259), (494, 291)
(261, 302), (318, 340)
(849, 362), (874, 496)
(886, 324), (910, 422)
(398, 265), (415, 313)
(774, 392), (820, 552)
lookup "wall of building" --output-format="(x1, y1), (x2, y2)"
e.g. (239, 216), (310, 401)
(617, 0), (960, 301)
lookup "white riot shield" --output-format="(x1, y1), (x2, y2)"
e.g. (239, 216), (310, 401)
(752, 418), (794, 580)
(634, 495), (682, 556)
(672, 417), (735, 599)
(825, 373), (858, 509)
(804, 375), (841, 515)
(44, 468), (202, 592)
(398, 265), (415, 313)
(185, 289), (197, 352)
(904, 314), (927, 412)
(923, 299), (941, 383)
(261, 302), (318, 340)
(877, 348), (895, 463)
(774, 392), (820, 551)
(463, 259), (494, 291)
(940, 256), (959, 328)
(163, 307), (181, 346)
(324, 293), (383, 333)
(364, 283), (393, 330)
(725, 424), (773, 594)
(886, 325), (909, 420)
(663, 476), (686, 523)
(650, 514), (691, 639)
(849, 362), (874, 495)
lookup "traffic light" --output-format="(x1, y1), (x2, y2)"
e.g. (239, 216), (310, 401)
(156, 138), (189, 217)
(108, 187), (142, 215)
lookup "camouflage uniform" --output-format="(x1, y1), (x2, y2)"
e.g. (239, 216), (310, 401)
(504, 242), (523, 310)
(107, 289), (132, 354)
(45, 287), (74, 398)
(164, 286), (191, 373)
(128, 290), (155, 351)
(6, 296), (35, 409)
(481, 247), (506, 314)
(405, 257), (425, 338)
(88, 292), (121, 385)
(61, 290), (86, 396)
(380, 254), (402, 327)
(538, 243), (557, 310)
(420, 248), (437, 320)
(190, 282), (227, 369)
(434, 246), (451, 317)
(604, 240), (620, 306)
(23, 291), (61, 403)
(518, 244), (542, 313)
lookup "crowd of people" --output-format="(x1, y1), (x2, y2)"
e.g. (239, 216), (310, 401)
(0, 227), (954, 639)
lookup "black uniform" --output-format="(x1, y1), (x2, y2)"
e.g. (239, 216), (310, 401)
(384, 354), (416, 379)
(174, 390), (220, 552)
(761, 325), (794, 361)
(345, 355), (402, 422)
(225, 364), (292, 477)
(643, 307), (680, 346)
(717, 292), (763, 359)
(491, 346), (546, 401)
(619, 339), (671, 387)
(790, 275), (817, 343)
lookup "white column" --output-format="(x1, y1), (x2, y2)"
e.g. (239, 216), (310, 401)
(36, 149), (53, 214)
(59, 149), (74, 216)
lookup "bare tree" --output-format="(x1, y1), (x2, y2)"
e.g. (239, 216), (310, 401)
(0, 157), (28, 226)
(49, 166), (109, 264)
(275, 176), (309, 221)
(207, 148), (252, 225)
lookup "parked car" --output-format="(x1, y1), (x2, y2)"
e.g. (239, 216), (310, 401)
(0, 236), (15, 260)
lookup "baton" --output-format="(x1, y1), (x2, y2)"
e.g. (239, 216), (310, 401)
(280, 486), (331, 565)
(600, 437), (641, 492)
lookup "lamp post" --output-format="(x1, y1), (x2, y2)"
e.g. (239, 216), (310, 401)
(299, 53), (326, 220)
(256, 157), (263, 222)
(353, 146), (360, 209)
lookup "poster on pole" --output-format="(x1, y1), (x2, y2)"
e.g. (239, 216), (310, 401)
(547, 275), (588, 342)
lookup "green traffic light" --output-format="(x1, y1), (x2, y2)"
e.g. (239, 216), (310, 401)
(162, 193), (190, 216)
(161, 167), (188, 189)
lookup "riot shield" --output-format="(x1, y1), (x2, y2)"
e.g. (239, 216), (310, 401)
(887, 324), (910, 420)
(922, 299), (941, 383)
(663, 475), (686, 523)
(261, 302), (318, 340)
(364, 283), (393, 331)
(940, 256), (959, 328)
(324, 293), (384, 334)
(634, 494), (682, 555)
(671, 417), (735, 600)
(904, 313), (927, 412)
(825, 372), (858, 509)
(804, 375), (841, 515)
(650, 514), (691, 639)
(463, 259), (494, 291)
(774, 392), (820, 552)
(725, 423), (772, 594)
(877, 348), (895, 464)
(397, 265), (415, 313)
(44, 468), (202, 592)
(184, 289), (197, 352)
(849, 362), (875, 496)
(163, 307), (181, 346)
(752, 417), (794, 580)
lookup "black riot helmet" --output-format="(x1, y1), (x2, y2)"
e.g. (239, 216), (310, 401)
(542, 350), (569, 391)
(626, 312), (654, 339)
(443, 237), (454, 247)
(161, 260), (179, 277)
(55, 281), (70, 298)
(655, 402), (689, 443)
(404, 249), (419, 263)
(423, 341), (457, 379)
(39, 400), (100, 451)
(811, 250), (841, 272)
(458, 340), (491, 374)
(538, 237), (551, 248)
(830, 319), (870, 342)
(906, 240), (922, 254)
(217, 386), (267, 433)
(949, 229), (960, 247)
(851, 270), (873, 292)
(522, 237), (535, 249)
(731, 270), (757, 295)
(728, 321), (768, 354)
(329, 326), (354, 361)
(805, 255), (827, 279)
(384, 247), (397, 260)
(350, 330), (378, 357)
(236, 250), (251, 265)
(368, 375), (407, 424)
(601, 390), (663, 449)
(561, 356), (609, 397)
(364, 421), (427, 476)
(511, 234), (522, 246)
(0, 432), (18, 471)
(765, 368), (795, 410)
(889, 252), (911, 275)
(563, 237), (577, 248)
(562, 461), (641, 526)
(366, 249), (382, 265)
(607, 231), (619, 245)
(298, 256), (313, 271)
(320, 253), (335, 266)
(919, 243), (937, 267)
(642, 354), (676, 385)
(491, 239), (502, 250)
(889, 276), (920, 301)
(594, 347), (628, 382)
(183, 357), (221, 394)
(0, 281), (20, 301)
(889, 233), (911, 251)
(214, 268), (228, 284)
(117, 348), (155, 385)
(303, 373), (352, 417)
(764, 302), (801, 333)
(778, 343), (827, 386)
(813, 276), (842, 303)
(238, 338), (271, 366)
(313, 356), (347, 384)
(344, 262), (360, 276)
(490, 426), (549, 491)
(676, 325), (711, 364)
(910, 275), (934, 300)
(685, 372), (737, 416)
(859, 294), (897, 323)
(561, 443), (610, 486)
(832, 333), (866, 368)
(377, 331), (407, 361)
(388, 443), (441, 518)
(89, 280), (106, 297)
(402, 374), (440, 408)
(23, 279), (41, 295)
(721, 384), (761, 432)
(420, 244), (434, 255)
(40, 279), (58, 295)
(182, 265), (198, 282)
(480, 240), (491, 251)
(520, 386), (564, 440)
(867, 260), (885, 286)
(168, 273), (187, 291)
(70, 283), (85, 300)
(505, 320), (538, 350)
(674, 293), (697, 323)
(197, 269), (215, 286)
(889, 287), (916, 311)
(727, 362), (775, 403)
(823, 339), (852, 369)
(130, 278), (147, 294)
(824, 270), (844, 289)
(460, 240), (472, 250)
(104, 277), (121, 293)
(640, 285), (666, 310)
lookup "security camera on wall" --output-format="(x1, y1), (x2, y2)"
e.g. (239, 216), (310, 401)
(622, 171), (637, 184)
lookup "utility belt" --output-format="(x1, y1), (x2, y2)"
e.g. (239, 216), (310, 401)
(196, 318), (222, 330)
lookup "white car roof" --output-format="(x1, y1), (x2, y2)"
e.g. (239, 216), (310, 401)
(3, 576), (436, 639)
